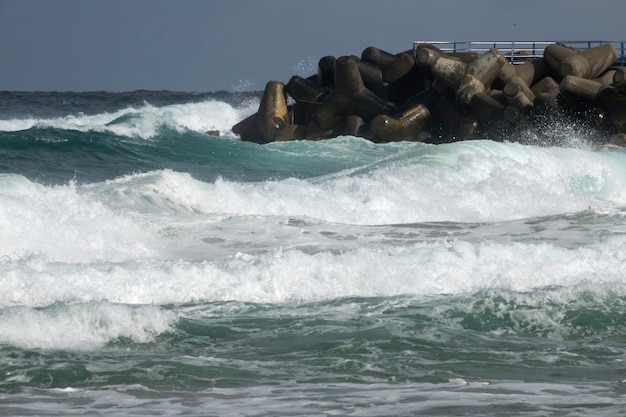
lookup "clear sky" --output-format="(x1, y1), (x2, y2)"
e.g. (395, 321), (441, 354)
(1, 0), (625, 92)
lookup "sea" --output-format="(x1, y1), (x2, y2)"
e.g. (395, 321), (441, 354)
(1, 90), (626, 416)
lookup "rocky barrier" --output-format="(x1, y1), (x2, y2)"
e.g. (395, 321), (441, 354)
(232, 42), (626, 146)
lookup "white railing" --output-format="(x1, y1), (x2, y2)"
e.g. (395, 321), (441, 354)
(412, 40), (626, 66)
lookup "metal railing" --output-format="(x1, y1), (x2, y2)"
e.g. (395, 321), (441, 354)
(412, 40), (626, 66)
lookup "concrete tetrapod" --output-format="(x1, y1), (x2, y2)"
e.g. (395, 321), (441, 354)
(257, 81), (290, 142)
(232, 81), (290, 144)
(417, 53), (466, 91)
(504, 78), (535, 111)
(370, 104), (430, 142)
(231, 42), (626, 145)
(563, 44), (618, 79)
(361, 46), (396, 66)
(598, 91), (626, 134)
(317, 56), (336, 88)
(333, 56), (395, 120)
(560, 75), (611, 102)
(456, 48), (507, 105)
(545, 43), (618, 79)
(612, 68), (626, 94)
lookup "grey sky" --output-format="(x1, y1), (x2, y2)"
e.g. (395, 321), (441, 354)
(1, 0), (625, 92)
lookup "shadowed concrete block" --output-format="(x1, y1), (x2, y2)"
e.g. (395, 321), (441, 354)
(504, 78), (535, 110)
(317, 56), (336, 87)
(370, 104), (430, 142)
(353, 58), (385, 93)
(334, 56), (365, 97)
(432, 95), (479, 139)
(614, 68), (626, 94)
(275, 124), (307, 141)
(232, 112), (259, 142)
(342, 115), (366, 136)
(531, 76), (560, 98)
(287, 75), (329, 104)
(382, 52), (416, 84)
(361, 46), (396, 66)
(313, 94), (351, 130)
(515, 58), (550, 87)
(333, 56), (395, 120)
(470, 92), (506, 124)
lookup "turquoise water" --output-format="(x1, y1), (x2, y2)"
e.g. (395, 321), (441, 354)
(2, 91), (626, 416)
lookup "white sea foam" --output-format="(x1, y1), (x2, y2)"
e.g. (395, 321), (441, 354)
(1, 141), (626, 302)
(0, 99), (257, 139)
(0, 303), (176, 350)
(2, 141), (626, 350)
(2, 234), (626, 309)
(0, 174), (155, 263)
(2, 236), (625, 350)
(90, 141), (626, 224)
(20, 380), (619, 416)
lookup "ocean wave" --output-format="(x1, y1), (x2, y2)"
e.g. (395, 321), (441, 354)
(83, 140), (626, 224)
(0, 98), (258, 139)
(0, 302), (176, 350)
(2, 234), (626, 309)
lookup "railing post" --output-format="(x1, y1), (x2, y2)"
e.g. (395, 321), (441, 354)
(511, 41), (515, 64)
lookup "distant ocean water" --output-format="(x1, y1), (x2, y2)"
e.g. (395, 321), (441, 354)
(2, 90), (626, 416)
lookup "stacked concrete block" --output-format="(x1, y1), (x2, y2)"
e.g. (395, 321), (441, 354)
(232, 42), (626, 145)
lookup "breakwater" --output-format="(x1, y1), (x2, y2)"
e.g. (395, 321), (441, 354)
(232, 42), (626, 145)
